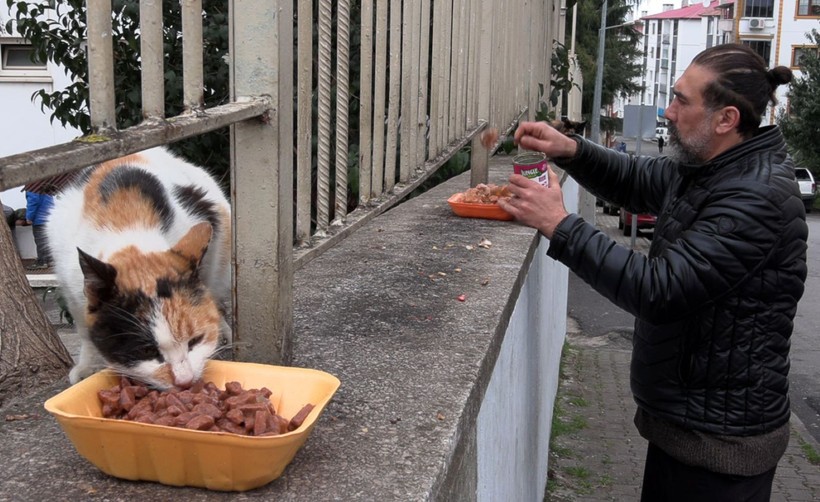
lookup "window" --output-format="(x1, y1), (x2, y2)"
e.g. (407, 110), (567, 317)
(797, 0), (820, 16)
(743, 40), (772, 65)
(792, 45), (819, 68)
(0, 38), (49, 81)
(744, 0), (774, 17)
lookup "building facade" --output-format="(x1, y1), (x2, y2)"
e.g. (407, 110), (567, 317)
(616, 0), (818, 134)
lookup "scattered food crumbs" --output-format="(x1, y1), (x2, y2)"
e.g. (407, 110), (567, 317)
(361, 427), (369, 434)
(454, 268), (462, 273)
(457, 294), (466, 302)
(5, 414), (37, 421)
(433, 245), (439, 250)
(478, 238), (493, 249)
(436, 412), (446, 421)
(481, 278), (490, 286)
(466, 245), (475, 250)
(438, 271), (447, 276)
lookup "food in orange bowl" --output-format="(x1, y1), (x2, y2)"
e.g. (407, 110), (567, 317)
(44, 360), (340, 491)
(448, 183), (514, 221)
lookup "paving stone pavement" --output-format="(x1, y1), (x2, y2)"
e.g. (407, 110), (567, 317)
(545, 208), (820, 502)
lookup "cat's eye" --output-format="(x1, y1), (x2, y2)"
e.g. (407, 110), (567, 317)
(188, 335), (205, 350)
(137, 344), (163, 362)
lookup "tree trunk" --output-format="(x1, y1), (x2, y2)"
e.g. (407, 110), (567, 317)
(0, 202), (72, 407)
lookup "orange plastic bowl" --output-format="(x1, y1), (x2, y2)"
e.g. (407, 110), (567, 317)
(447, 193), (514, 221)
(44, 360), (340, 491)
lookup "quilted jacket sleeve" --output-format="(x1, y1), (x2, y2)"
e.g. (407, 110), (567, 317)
(548, 138), (803, 325)
(557, 135), (675, 215)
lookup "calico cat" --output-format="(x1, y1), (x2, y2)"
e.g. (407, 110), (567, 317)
(46, 147), (232, 389)
(550, 117), (587, 136)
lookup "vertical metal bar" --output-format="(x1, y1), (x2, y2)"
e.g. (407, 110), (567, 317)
(87, 0), (116, 131)
(440, 1), (453, 148)
(316, 0), (332, 235)
(528, 0), (538, 121)
(370, 0), (387, 196)
(457, 0), (469, 136)
(230, 0), (293, 364)
(407, 1), (421, 172)
(358, 0), (374, 203)
(384, 0), (402, 193)
(399, 0), (413, 182)
(139, 0), (165, 120)
(181, 0), (204, 112)
(296, 0), (313, 245)
(470, 0), (493, 187)
(416, 0), (431, 165)
(335, 0), (351, 222)
(448, 0), (462, 143)
(465, 0), (478, 127)
(427, 0), (442, 158)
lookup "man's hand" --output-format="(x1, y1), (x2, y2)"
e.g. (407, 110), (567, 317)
(497, 168), (569, 239)
(514, 121), (578, 159)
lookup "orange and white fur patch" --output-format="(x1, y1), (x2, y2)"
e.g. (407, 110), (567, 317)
(46, 147), (231, 389)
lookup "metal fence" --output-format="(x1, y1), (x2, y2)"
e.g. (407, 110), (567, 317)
(0, 0), (557, 365)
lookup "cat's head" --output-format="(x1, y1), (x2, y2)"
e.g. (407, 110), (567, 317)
(78, 222), (223, 389)
(550, 117), (587, 135)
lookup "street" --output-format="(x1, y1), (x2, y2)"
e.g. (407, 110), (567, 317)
(789, 211), (820, 443)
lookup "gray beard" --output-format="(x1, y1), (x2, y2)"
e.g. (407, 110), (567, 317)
(667, 128), (709, 165)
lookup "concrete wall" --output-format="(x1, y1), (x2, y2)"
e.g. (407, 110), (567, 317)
(475, 178), (578, 500)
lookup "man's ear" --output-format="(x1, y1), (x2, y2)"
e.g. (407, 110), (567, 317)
(715, 106), (741, 135)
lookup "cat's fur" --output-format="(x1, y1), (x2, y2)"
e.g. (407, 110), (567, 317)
(46, 147), (231, 389)
(550, 117), (587, 136)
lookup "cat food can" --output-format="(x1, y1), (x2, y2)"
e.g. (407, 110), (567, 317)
(513, 152), (549, 186)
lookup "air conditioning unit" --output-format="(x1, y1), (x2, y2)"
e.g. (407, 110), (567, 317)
(749, 18), (766, 29)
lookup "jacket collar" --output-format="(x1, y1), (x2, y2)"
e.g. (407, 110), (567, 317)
(676, 125), (786, 177)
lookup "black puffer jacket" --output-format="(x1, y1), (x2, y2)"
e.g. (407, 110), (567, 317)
(549, 126), (808, 436)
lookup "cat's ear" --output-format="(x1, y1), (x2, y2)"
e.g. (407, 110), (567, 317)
(78, 248), (118, 307)
(171, 222), (213, 271)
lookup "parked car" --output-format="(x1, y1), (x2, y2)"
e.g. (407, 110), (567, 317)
(795, 167), (816, 213)
(655, 127), (669, 143)
(601, 199), (619, 215)
(618, 210), (657, 236)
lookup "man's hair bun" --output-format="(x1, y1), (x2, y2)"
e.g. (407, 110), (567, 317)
(768, 66), (793, 87)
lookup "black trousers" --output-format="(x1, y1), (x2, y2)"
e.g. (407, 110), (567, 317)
(640, 442), (777, 502)
(32, 224), (51, 265)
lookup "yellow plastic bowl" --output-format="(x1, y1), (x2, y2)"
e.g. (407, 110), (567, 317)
(44, 360), (340, 491)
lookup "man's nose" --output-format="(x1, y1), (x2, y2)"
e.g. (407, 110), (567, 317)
(664, 102), (675, 121)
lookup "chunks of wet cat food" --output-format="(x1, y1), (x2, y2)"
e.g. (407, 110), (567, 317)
(98, 376), (315, 436)
(457, 183), (512, 204)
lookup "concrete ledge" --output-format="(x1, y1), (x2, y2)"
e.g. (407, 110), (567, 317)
(0, 155), (564, 500)
(26, 273), (59, 288)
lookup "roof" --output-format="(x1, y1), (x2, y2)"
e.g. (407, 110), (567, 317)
(642, 0), (733, 20)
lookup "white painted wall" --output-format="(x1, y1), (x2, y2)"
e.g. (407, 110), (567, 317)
(0, 34), (79, 258)
(0, 73), (79, 208)
(476, 177), (578, 500)
(767, 3), (817, 122)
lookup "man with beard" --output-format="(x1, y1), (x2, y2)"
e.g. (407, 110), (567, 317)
(499, 44), (808, 501)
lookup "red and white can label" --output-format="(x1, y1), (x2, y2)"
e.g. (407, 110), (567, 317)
(513, 152), (549, 186)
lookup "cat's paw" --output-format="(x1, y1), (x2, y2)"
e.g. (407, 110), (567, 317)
(68, 364), (102, 384)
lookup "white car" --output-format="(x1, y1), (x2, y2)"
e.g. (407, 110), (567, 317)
(655, 127), (669, 143)
(795, 167), (816, 213)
